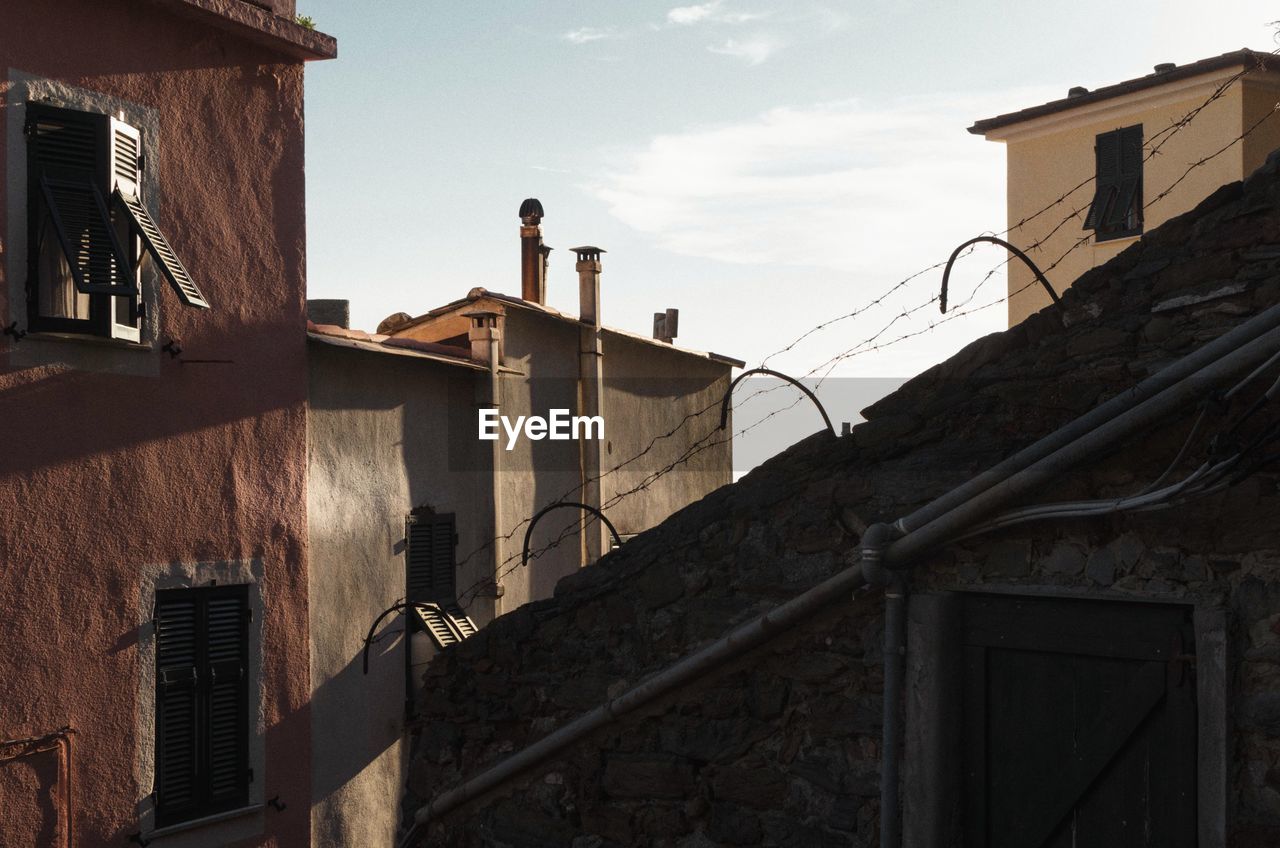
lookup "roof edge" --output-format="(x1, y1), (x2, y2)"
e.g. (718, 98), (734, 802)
(969, 49), (1276, 136)
(146, 0), (337, 60)
(390, 289), (746, 368)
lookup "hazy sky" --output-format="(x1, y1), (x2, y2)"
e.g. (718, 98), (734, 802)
(302, 1), (1277, 445)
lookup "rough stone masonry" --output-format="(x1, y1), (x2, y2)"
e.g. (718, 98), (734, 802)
(404, 153), (1280, 846)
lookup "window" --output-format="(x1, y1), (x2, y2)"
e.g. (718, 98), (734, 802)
(405, 512), (476, 648)
(153, 585), (250, 827)
(24, 101), (208, 340)
(1083, 124), (1143, 241)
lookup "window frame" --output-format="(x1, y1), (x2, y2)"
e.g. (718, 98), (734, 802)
(24, 101), (142, 340)
(153, 584), (251, 829)
(20, 98), (209, 344)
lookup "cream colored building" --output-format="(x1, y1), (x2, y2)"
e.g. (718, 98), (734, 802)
(971, 49), (1280, 326)
(304, 201), (741, 847)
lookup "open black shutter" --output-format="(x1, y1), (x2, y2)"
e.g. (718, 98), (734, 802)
(114, 188), (210, 309)
(204, 589), (249, 812)
(1083, 129), (1121, 231)
(407, 514), (475, 649)
(27, 104), (134, 296)
(406, 513), (457, 603)
(154, 593), (200, 826)
(1109, 124), (1144, 230)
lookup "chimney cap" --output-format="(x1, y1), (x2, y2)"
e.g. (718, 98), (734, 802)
(571, 245), (606, 258)
(519, 198), (544, 222)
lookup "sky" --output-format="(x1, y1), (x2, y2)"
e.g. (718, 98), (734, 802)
(301, 1), (1278, 464)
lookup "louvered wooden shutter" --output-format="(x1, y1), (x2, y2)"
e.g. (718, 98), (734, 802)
(1109, 124), (1144, 230)
(105, 112), (209, 309)
(406, 513), (457, 604)
(154, 586), (249, 827)
(27, 104), (134, 296)
(154, 593), (200, 825)
(1083, 130), (1120, 231)
(204, 591), (249, 811)
(411, 601), (479, 649)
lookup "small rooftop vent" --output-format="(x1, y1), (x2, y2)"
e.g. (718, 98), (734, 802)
(1068, 86), (1089, 98)
(519, 198), (544, 223)
(1154, 62), (1177, 73)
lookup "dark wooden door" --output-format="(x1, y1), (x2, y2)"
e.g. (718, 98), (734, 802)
(961, 595), (1196, 848)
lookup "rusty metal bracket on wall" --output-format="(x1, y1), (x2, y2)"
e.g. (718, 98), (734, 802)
(1, 727), (74, 848)
(940, 235), (1060, 314)
(718, 367), (836, 437)
(522, 501), (622, 569)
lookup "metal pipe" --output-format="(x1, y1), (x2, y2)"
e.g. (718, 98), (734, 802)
(405, 311), (1280, 847)
(889, 323), (1280, 565)
(718, 368), (836, 437)
(522, 501), (623, 570)
(880, 574), (907, 848)
(896, 299), (1280, 535)
(939, 235), (1060, 314)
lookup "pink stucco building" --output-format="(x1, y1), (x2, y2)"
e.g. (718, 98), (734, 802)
(0, 2), (334, 846)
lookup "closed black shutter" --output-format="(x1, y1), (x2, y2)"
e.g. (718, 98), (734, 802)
(155, 594), (200, 822)
(406, 513), (457, 604)
(154, 586), (249, 827)
(204, 592), (249, 811)
(26, 104), (134, 296)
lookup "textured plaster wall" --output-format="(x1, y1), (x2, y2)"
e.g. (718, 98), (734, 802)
(0, 1), (311, 845)
(307, 342), (489, 848)
(600, 333), (733, 540)
(493, 310), (592, 613)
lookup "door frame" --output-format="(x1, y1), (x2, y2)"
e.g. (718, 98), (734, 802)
(901, 587), (1228, 848)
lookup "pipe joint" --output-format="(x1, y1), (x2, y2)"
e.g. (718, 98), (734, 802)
(860, 522), (901, 586)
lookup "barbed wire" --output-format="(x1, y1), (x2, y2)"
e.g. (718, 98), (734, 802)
(450, 52), (1278, 608)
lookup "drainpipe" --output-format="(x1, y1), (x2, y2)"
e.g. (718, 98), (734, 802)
(467, 310), (506, 613)
(861, 523), (906, 848)
(573, 246), (608, 565)
(401, 313), (1280, 848)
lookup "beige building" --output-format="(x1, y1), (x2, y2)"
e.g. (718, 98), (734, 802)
(305, 200), (741, 846)
(971, 48), (1280, 326)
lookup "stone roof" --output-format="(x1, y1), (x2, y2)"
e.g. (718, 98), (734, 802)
(404, 152), (1280, 842)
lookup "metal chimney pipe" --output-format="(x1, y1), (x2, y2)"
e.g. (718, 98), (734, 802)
(572, 246), (604, 326)
(572, 246), (607, 564)
(519, 198), (546, 304)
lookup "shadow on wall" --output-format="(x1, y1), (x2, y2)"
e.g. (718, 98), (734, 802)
(0, 341), (305, 483)
(0, 748), (63, 848)
(309, 633), (405, 809)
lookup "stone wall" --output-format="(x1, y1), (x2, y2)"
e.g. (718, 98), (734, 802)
(404, 157), (1280, 846)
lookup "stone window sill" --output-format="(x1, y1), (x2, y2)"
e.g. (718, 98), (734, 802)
(147, 804), (263, 840)
(23, 331), (152, 352)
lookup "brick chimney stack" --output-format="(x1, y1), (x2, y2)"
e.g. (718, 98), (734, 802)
(519, 198), (547, 304)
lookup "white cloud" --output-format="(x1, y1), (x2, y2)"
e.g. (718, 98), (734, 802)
(585, 90), (1063, 282)
(667, 0), (769, 26)
(563, 26), (620, 44)
(668, 1), (722, 24)
(707, 35), (781, 63)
